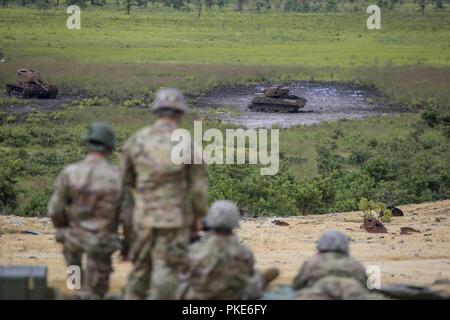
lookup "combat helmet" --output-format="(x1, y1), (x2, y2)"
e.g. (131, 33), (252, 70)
(150, 88), (189, 114)
(206, 200), (240, 230)
(82, 122), (116, 152)
(317, 230), (349, 255)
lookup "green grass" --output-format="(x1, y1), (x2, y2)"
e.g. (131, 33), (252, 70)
(1, 8), (449, 105)
(2, 9), (449, 66)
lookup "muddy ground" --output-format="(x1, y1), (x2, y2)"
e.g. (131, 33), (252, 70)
(1, 200), (449, 297)
(193, 81), (392, 128)
(2, 81), (395, 127)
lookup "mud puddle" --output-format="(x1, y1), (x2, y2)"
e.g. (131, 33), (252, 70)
(193, 81), (387, 128)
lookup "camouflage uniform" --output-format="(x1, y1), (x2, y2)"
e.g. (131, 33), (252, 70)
(179, 233), (264, 300)
(48, 154), (122, 299)
(292, 230), (382, 300)
(122, 88), (208, 300)
(177, 200), (265, 300)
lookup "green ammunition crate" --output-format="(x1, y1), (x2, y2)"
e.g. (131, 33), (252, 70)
(0, 265), (50, 300)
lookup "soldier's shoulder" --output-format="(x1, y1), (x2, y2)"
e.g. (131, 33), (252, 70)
(346, 255), (366, 270)
(62, 159), (85, 176)
(124, 126), (152, 148)
(234, 238), (254, 260)
(188, 235), (213, 260)
(100, 160), (120, 176)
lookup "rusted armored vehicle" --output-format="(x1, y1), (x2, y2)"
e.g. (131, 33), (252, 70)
(247, 86), (306, 113)
(6, 69), (58, 99)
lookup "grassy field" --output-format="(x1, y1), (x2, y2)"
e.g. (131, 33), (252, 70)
(1, 8), (449, 104)
(0, 7), (449, 216)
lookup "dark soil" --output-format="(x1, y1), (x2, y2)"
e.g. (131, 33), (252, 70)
(192, 81), (400, 128)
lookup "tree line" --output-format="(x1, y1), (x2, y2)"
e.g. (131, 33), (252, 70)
(1, 0), (448, 16)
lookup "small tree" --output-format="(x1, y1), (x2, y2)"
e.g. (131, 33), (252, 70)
(359, 198), (392, 223)
(218, 0), (226, 10)
(204, 0), (213, 9)
(124, 0), (137, 14)
(194, 0), (202, 18)
(326, 0), (338, 12)
(38, 0), (51, 13)
(418, 0), (426, 15)
(254, 0), (263, 13)
(434, 0), (444, 10)
(235, 0), (244, 11)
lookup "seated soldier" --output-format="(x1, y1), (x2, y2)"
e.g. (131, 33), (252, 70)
(293, 230), (383, 300)
(178, 200), (278, 300)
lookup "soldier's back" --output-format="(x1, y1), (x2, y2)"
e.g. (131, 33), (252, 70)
(122, 121), (197, 229)
(62, 155), (121, 234)
(293, 252), (372, 300)
(185, 234), (254, 299)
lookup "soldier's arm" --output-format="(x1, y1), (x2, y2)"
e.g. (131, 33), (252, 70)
(292, 261), (311, 290)
(119, 143), (137, 255)
(187, 160), (208, 220)
(352, 258), (369, 286)
(47, 171), (70, 228)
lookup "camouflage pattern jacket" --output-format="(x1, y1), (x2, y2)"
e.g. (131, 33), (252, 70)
(120, 120), (208, 232)
(47, 154), (122, 253)
(181, 233), (256, 300)
(293, 252), (367, 289)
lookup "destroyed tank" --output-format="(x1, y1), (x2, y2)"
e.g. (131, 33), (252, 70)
(6, 69), (58, 99)
(247, 86), (307, 113)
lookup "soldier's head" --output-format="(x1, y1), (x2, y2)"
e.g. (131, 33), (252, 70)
(82, 122), (116, 156)
(151, 88), (188, 122)
(205, 200), (240, 235)
(316, 230), (350, 255)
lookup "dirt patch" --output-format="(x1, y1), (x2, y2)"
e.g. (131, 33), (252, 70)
(193, 81), (396, 128)
(1, 200), (449, 296)
(0, 87), (86, 121)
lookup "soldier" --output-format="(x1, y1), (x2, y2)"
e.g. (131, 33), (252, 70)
(292, 230), (383, 300)
(47, 122), (122, 299)
(121, 88), (208, 300)
(178, 200), (279, 300)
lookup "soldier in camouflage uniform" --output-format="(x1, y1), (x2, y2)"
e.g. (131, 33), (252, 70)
(293, 230), (382, 300)
(178, 200), (279, 300)
(121, 88), (208, 300)
(47, 122), (122, 299)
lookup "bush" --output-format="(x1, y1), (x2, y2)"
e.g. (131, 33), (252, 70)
(17, 188), (51, 217)
(0, 128), (31, 147)
(421, 108), (440, 127)
(208, 163), (298, 216)
(358, 197), (391, 223)
(0, 161), (19, 213)
(73, 97), (112, 107)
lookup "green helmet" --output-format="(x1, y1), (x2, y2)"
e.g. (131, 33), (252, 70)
(150, 88), (189, 114)
(82, 122), (116, 152)
(317, 230), (349, 255)
(206, 200), (240, 230)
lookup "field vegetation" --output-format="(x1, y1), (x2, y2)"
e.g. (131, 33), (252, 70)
(0, 2), (449, 216)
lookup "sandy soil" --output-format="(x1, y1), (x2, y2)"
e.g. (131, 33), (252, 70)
(1, 200), (449, 296)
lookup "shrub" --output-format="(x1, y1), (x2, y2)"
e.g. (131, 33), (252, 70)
(358, 198), (391, 223)
(0, 128), (30, 147)
(421, 108), (440, 127)
(0, 162), (19, 213)
(16, 188), (50, 217)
